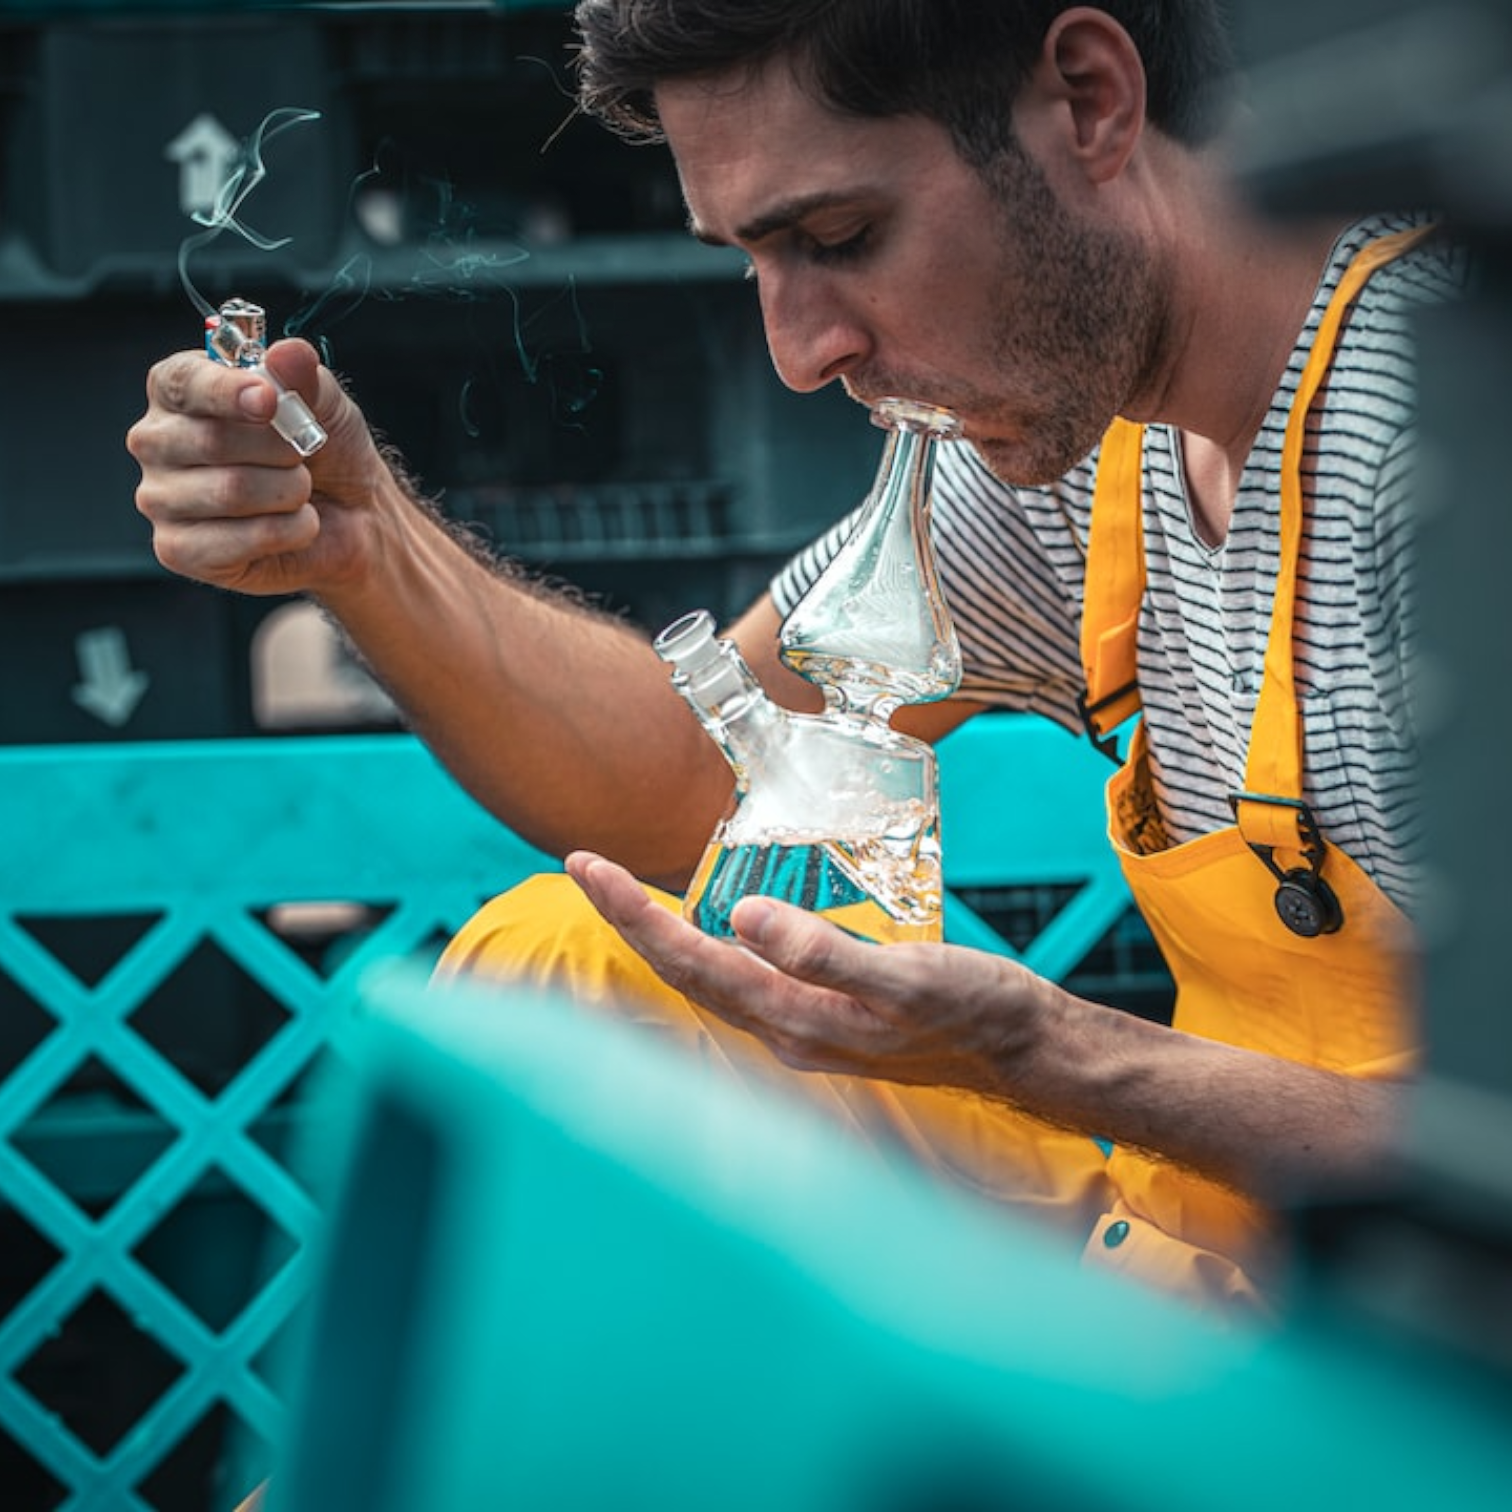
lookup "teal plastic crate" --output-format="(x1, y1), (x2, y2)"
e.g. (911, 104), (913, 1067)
(274, 961), (1512, 1512)
(0, 735), (552, 1510)
(0, 716), (1133, 1509)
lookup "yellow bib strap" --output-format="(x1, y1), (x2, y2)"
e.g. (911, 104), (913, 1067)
(1243, 222), (1439, 813)
(1078, 416), (1145, 753)
(1082, 224), (1438, 863)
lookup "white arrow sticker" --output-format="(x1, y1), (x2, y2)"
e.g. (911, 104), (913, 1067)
(73, 628), (149, 728)
(165, 112), (242, 219)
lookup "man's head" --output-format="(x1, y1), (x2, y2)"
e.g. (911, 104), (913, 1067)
(572, 3), (1237, 482)
(573, 0), (1235, 165)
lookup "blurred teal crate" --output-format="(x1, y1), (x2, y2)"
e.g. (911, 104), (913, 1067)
(276, 960), (1512, 1512)
(0, 734), (553, 1510)
(0, 717), (1139, 1509)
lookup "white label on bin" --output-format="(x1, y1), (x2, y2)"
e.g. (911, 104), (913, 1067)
(73, 628), (149, 728)
(165, 113), (242, 219)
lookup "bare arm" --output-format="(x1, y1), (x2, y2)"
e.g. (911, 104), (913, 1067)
(1000, 969), (1400, 1199)
(564, 858), (1404, 1202)
(128, 340), (819, 883)
(319, 501), (726, 883)
(339, 566), (978, 880)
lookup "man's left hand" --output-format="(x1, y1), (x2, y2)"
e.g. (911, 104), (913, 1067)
(564, 850), (1050, 1094)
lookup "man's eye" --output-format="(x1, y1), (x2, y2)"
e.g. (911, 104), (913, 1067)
(741, 226), (873, 283)
(807, 227), (872, 266)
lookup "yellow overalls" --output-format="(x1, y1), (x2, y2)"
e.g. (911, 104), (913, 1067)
(1075, 226), (1428, 1306)
(436, 229), (1425, 1320)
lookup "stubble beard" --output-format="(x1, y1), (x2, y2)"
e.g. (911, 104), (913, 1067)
(838, 137), (1172, 488)
(968, 141), (1170, 487)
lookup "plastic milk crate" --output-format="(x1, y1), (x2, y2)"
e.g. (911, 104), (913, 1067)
(0, 716), (1145, 1510)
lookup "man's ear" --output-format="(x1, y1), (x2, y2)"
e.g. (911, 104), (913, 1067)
(1027, 7), (1146, 184)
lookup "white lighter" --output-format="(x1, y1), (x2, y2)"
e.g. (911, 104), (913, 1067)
(205, 298), (328, 457)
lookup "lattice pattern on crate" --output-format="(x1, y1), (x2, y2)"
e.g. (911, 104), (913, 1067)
(935, 712), (1141, 986)
(948, 882), (1174, 1023)
(0, 717), (1134, 1510)
(0, 737), (551, 1512)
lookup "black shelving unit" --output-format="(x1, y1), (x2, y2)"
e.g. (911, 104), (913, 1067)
(0, 0), (878, 744)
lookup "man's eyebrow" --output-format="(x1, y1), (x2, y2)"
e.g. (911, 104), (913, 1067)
(688, 191), (860, 249)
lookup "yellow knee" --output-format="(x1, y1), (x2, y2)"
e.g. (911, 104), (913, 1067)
(435, 871), (684, 1010)
(433, 875), (1114, 1255)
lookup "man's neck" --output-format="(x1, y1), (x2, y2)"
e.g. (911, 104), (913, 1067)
(1137, 203), (1349, 544)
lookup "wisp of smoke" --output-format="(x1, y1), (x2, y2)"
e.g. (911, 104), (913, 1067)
(175, 110), (603, 437)
(177, 107), (322, 318)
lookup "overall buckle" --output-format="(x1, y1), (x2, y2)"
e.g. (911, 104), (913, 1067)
(1077, 681), (1138, 766)
(1228, 791), (1345, 938)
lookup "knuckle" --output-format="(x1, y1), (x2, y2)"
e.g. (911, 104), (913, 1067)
(151, 353), (197, 412)
(204, 466), (250, 517)
(783, 931), (837, 980)
(126, 407), (175, 468)
(133, 479), (160, 523)
(149, 531), (186, 575)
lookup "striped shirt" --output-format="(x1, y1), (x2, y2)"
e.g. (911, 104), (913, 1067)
(772, 213), (1471, 913)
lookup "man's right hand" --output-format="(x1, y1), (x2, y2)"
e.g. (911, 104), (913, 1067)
(127, 338), (390, 601)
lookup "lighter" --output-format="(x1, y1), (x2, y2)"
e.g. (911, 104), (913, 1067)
(205, 298), (328, 457)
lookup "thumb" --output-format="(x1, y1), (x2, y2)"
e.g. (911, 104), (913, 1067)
(730, 895), (861, 983)
(263, 337), (324, 401)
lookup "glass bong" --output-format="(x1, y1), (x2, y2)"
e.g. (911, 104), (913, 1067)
(654, 397), (962, 944)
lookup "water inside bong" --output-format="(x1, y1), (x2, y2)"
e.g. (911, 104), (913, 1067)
(778, 648), (961, 719)
(684, 798), (943, 944)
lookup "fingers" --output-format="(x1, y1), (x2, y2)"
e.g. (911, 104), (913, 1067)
(565, 852), (883, 1070)
(727, 893), (859, 982)
(149, 501), (325, 590)
(130, 384), (315, 537)
(262, 337), (323, 401)
(128, 344), (333, 592)
(565, 851), (753, 996)
(131, 350), (303, 468)
(566, 852), (1048, 1099)
(565, 850), (873, 1000)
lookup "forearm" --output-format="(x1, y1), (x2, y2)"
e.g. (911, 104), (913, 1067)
(130, 341), (730, 876)
(1007, 980), (1405, 1202)
(564, 856), (1411, 1206)
(319, 476), (732, 882)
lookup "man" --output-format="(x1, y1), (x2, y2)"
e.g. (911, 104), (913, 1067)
(128, 0), (1467, 1317)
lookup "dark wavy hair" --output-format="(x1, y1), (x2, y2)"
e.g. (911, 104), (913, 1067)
(572, 0), (1236, 165)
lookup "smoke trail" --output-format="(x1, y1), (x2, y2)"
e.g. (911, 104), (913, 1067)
(284, 142), (532, 356)
(284, 139), (604, 436)
(176, 114), (605, 435)
(176, 107), (322, 317)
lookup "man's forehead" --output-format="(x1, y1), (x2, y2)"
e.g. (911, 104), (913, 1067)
(659, 68), (938, 242)
(653, 51), (832, 141)
(657, 64), (844, 228)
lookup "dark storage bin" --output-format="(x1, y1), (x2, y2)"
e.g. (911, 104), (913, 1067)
(0, 3), (880, 744)
(0, 579), (275, 742)
(3, 14), (344, 288)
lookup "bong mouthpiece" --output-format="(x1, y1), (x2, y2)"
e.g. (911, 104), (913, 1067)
(777, 395), (962, 717)
(869, 396), (963, 440)
(205, 298), (328, 458)
(654, 609), (721, 672)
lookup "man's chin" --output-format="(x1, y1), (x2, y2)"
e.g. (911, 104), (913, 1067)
(973, 437), (1062, 488)
(974, 427), (1105, 488)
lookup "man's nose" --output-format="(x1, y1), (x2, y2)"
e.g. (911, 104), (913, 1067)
(758, 274), (870, 393)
